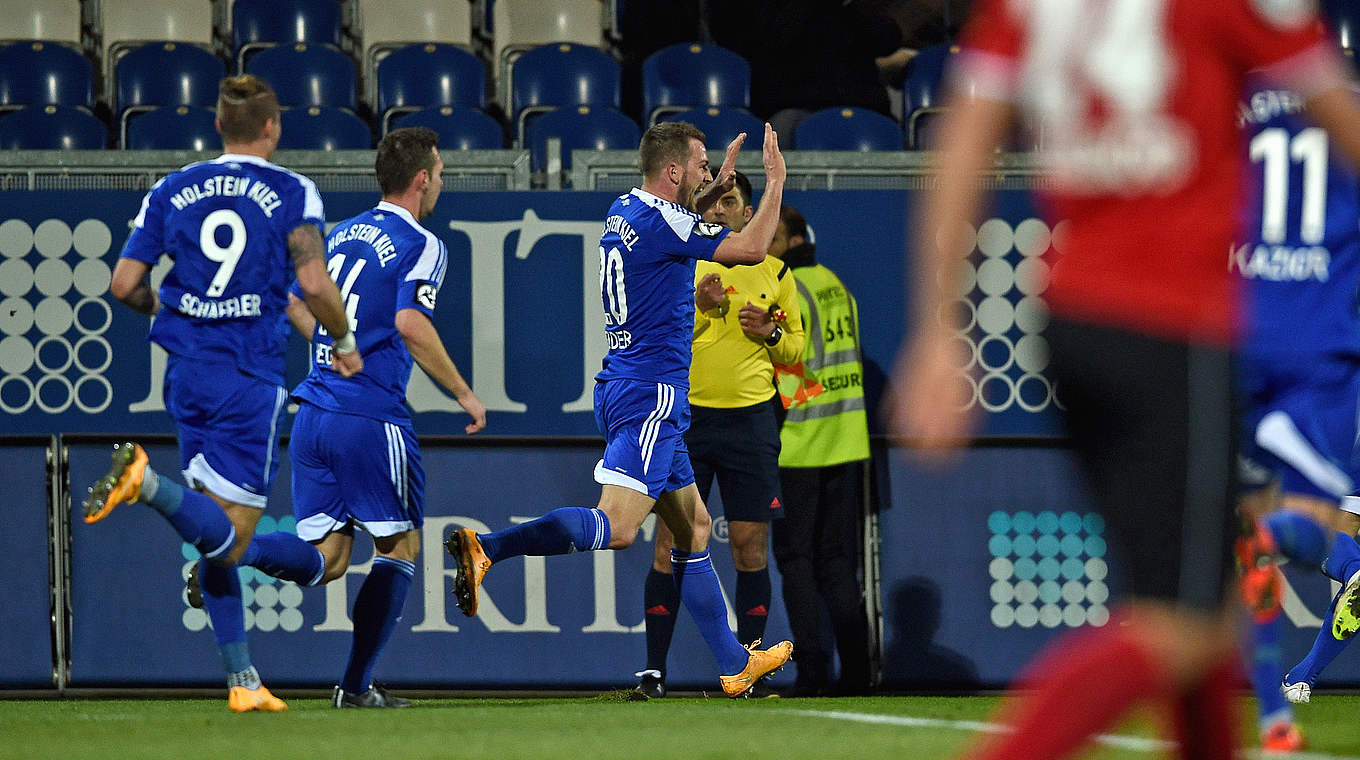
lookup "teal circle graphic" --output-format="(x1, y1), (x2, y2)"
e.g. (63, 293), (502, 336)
(257, 515), (277, 534)
(1037, 557), (1061, 581)
(988, 510), (1011, 534)
(989, 534), (1012, 557)
(1036, 511), (1059, 535)
(1060, 534), (1084, 558)
(181, 543), (200, 561)
(241, 583), (255, 607)
(1083, 513), (1105, 534)
(1038, 580), (1061, 604)
(1060, 511), (1083, 534)
(1014, 557), (1038, 580)
(1012, 511), (1036, 534)
(1012, 534), (1037, 557)
(1061, 557), (1085, 580)
(1036, 534), (1060, 557)
(1085, 535), (1107, 558)
(277, 515), (297, 534)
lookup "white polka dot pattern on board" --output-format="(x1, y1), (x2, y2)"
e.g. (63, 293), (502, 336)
(948, 216), (1061, 414)
(0, 217), (116, 417)
(987, 510), (1110, 630)
(177, 518), (320, 634)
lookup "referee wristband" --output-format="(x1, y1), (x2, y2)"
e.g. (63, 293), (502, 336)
(333, 332), (357, 355)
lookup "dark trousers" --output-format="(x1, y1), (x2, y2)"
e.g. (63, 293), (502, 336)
(772, 461), (871, 691)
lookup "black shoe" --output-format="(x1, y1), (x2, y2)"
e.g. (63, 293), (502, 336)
(748, 681), (781, 699)
(635, 670), (666, 698)
(331, 681), (412, 708)
(186, 562), (203, 609)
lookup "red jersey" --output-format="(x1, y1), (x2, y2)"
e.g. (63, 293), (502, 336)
(958, 0), (1342, 343)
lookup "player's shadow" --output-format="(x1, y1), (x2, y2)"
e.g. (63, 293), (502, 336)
(881, 576), (980, 689)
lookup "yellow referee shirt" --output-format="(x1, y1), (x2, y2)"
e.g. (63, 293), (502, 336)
(690, 255), (804, 408)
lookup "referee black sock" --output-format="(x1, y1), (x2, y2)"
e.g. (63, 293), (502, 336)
(643, 568), (680, 676)
(736, 568), (771, 646)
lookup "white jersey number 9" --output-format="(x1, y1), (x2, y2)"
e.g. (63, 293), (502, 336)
(199, 209), (247, 297)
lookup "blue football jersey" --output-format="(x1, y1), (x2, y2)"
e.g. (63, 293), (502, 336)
(1237, 82), (1360, 356)
(596, 188), (729, 387)
(291, 201), (448, 423)
(121, 153), (325, 383)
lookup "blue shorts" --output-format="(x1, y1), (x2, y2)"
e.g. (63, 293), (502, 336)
(1241, 351), (1360, 510)
(164, 355), (288, 508)
(289, 402), (425, 542)
(593, 379), (694, 499)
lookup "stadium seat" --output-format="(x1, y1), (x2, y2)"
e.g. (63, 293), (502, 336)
(492, 0), (605, 76)
(795, 107), (903, 151)
(233, 0), (343, 69)
(278, 106), (371, 150)
(527, 105), (637, 181)
(641, 43), (749, 126)
(662, 107), (763, 152)
(246, 43), (357, 110)
(510, 42), (620, 145)
(0, 41), (93, 108)
(115, 42), (224, 130)
(391, 106), (504, 150)
(99, 0), (214, 59)
(0, 0), (80, 45)
(125, 105), (218, 150)
(902, 43), (957, 149)
(0, 105), (107, 149)
(358, 0), (473, 50)
(376, 43), (486, 131)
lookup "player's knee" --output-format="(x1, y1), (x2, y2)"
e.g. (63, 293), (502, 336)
(731, 541), (768, 571)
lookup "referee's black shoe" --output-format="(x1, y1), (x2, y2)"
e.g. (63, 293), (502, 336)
(635, 670), (666, 699)
(332, 681), (412, 708)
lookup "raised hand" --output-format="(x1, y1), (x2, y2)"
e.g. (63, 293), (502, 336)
(763, 123), (786, 184)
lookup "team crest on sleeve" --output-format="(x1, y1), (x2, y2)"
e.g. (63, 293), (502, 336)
(1250, 0), (1317, 29)
(416, 282), (437, 310)
(695, 222), (724, 239)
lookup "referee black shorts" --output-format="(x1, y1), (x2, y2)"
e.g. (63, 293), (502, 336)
(1046, 317), (1237, 611)
(685, 396), (785, 523)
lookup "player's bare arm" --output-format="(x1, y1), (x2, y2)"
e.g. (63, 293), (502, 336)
(110, 258), (160, 316)
(693, 133), (746, 215)
(289, 223), (363, 377)
(284, 292), (317, 339)
(713, 124), (784, 264)
(396, 307), (486, 434)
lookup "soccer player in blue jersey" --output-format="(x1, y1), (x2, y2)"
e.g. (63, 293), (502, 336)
(244, 127), (485, 708)
(445, 120), (795, 697)
(82, 75), (361, 712)
(1237, 73), (1360, 749)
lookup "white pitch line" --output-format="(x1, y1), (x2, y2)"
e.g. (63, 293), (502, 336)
(782, 709), (1360, 760)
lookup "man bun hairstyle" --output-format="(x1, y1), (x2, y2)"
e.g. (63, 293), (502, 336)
(638, 121), (706, 180)
(216, 75), (280, 144)
(375, 127), (441, 195)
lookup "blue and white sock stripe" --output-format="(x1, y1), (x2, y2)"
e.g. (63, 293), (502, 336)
(372, 555), (416, 578)
(204, 525), (237, 560)
(385, 422), (409, 512)
(670, 549), (712, 565)
(637, 383), (674, 476)
(589, 508), (608, 550)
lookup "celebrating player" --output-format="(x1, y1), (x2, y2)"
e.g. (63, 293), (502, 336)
(83, 74), (360, 712)
(445, 121), (794, 697)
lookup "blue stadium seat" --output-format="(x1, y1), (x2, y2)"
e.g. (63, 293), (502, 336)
(233, 0), (343, 68)
(125, 105), (218, 150)
(377, 43), (486, 131)
(795, 107), (903, 151)
(510, 43), (620, 144)
(0, 105), (107, 149)
(115, 42), (225, 144)
(278, 106), (371, 150)
(642, 42), (749, 126)
(0, 41), (93, 108)
(902, 43), (957, 148)
(662, 107), (763, 152)
(527, 105), (638, 178)
(391, 106), (503, 150)
(246, 43), (357, 110)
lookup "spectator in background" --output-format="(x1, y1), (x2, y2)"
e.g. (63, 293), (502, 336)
(768, 205), (873, 697)
(711, 0), (905, 136)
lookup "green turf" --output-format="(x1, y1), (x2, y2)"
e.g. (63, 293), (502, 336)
(3, 694), (1360, 759)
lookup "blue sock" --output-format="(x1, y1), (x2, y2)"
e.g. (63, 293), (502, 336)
(340, 556), (414, 695)
(477, 507), (611, 563)
(142, 475), (236, 560)
(671, 549), (749, 675)
(1286, 582), (1352, 687)
(1323, 532), (1360, 583)
(1249, 615), (1292, 731)
(198, 559), (249, 674)
(1265, 511), (1330, 567)
(241, 532), (325, 586)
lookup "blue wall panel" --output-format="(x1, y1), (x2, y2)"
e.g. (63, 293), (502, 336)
(0, 442), (53, 686)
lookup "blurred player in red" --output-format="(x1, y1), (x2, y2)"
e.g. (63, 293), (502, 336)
(889, 1), (1360, 758)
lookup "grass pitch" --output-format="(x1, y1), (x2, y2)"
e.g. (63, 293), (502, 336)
(4, 694), (1360, 759)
